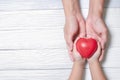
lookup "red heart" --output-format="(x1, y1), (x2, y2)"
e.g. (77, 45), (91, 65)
(76, 38), (98, 58)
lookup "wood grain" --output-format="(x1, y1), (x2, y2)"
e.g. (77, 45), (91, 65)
(0, 69), (120, 80)
(0, 9), (120, 29)
(0, 48), (120, 70)
(0, 0), (120, 79)
(0, 0), (120, 11)
(0, 27), (119, 49)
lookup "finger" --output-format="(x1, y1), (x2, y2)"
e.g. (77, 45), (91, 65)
(101, 40), (107, 50)
(66, 36), (74, 52)
(68, 50), (75, 62)
(66, 36), (75, 61)
(79, 20), (86, 37)
(101, 30), (108, 49)
(96, 41), (101, 53)
(99, 49), (104, 62)
(99, 32), (107, 61)
(73, 51), (81, 61)
(73, 43), (81, 56)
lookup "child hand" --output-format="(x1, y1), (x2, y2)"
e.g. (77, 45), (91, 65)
(87, 39), (102, 64)
(73, 36), (86, 63)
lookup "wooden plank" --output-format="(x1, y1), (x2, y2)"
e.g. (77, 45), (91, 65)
(0, 68), (119, 80)
(0, 47), (120, 69)
(0, 27), (119, 49)
(0, 49), (71, 69)
(0, 10), (65, 29)
(0, 0), (120, 11)
(0, 69), (87, 80)
(0, 29), (65, 49)
(0, 9), (120, 29)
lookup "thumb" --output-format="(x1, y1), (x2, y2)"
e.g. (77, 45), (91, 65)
(101, 29), (108, 49)
(99, 49), (104, 62)
(66, 38), (74, 61)
(66, 35), (74, 52)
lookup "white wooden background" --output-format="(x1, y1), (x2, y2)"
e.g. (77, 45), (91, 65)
(0, 0), (120, 80)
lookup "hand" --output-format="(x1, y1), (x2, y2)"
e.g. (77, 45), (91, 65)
(87, 39), (106, 80)
(64, 14), (85, 61)
(86, 17), (108, 61)
(62, 0), (86, 61)
(86, 0), (107, 61)
(73, 36), (86, 63)
(69, 37), (86, 80)
(68, 36), (86, 80)
(87, 39), (101, 63)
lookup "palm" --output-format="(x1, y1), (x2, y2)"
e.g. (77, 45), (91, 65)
(86, 18), (108, 61)
(86, 19), (107, 39)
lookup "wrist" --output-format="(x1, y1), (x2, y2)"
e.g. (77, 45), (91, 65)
(88, 8), (103, 18)
(63, 0), (81, 18)
(74, 60), (85, 67)
(87, 14), (103, 22)
(88, 59), (100, 66)
(65, 10), (81, 20)
(88, 0), (104, 19)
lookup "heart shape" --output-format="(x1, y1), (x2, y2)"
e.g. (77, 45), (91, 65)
(76, 38), (98, 58)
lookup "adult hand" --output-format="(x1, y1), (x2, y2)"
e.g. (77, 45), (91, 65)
(86, 17), (108, 61)
(86, 0), (108, 61)
(62, 0), (85, 61)
(64, 14), (85, 61)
